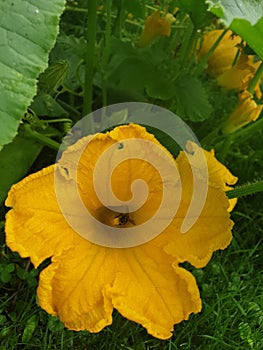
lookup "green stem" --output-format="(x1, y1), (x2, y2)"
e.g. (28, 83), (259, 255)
(57, 99), (81, 121)
(103, 0), (112, 67)
(113, 0), (125, 38)
(216, 116), (263, 147)
(22, 124), (60, 151)
(83, 0), (98, 116)
(194, 28), (228, 76)
(65, 6), (88, 13)
(101, 0), (112, 111)
(247, 60), (263, 95)
(178, 20), (195, 65)
(216, 135), (233, 162)
(45, 118), (73, 124)
(231, 47), (241, 67)
(200, 128), (221, 146)
(226, 180), (263, 199)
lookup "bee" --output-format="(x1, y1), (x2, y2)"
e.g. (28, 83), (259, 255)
(95, 207), (135, 227)
(113, 213), (130, 226)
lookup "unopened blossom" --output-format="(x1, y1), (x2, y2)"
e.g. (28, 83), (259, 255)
(223, 90), (263, 134)
(217, 54), (262, 98)
(138, 11), (175, 47)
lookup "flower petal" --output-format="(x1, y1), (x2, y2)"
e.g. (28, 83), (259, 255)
(178, 142), (238, 190)
(164, 188), (233, 268)
(197, 29), (241, 76)
(177, 142), (238, 211)
(217, 54), (261, 94)
(37, 237), (115, 332)
(109, 244), (201, 340)
(163, 145), (236, 267)
(37, 238), (201, 339)
(5, 166), (75, 267)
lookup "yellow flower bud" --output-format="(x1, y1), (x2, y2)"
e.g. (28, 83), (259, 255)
(217, 54), (262, 98)
(223, 90), (263, 134)
(138, 11), (175, 47)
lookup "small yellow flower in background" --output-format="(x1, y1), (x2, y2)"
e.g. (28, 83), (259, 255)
(223, 90), (263, 134)
(197, 29), (263, 98)
(138, 11), (175, 47)
(217, 54), (262, 98)
(197, 29), (242, 76)
(5, 124), (237, 339)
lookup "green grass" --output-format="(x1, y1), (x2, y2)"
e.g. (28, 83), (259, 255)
(1, 1), (263, 348)
(0, 151), (262, 349)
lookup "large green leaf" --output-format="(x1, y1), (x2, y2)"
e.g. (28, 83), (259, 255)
(206, 0), (263, 59)
(106, 39), (175, 101)
(0, 0), (66, 150)
(207, 0), (263, 25)
(107, 57), (174, 101)
(0, 133), (43, 205)
(173, 75), (213, 122)
(177, 0), (214, 28)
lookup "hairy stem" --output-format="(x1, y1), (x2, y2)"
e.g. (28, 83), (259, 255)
(226, 180), (263, 199)
(22, 124), (60, 151)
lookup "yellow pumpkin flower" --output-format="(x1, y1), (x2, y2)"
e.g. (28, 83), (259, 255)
(5, 124), (237, 339)
(217, 54), (262, 98)
(197, 30), (263, 98)
(197, 29), (242, 76)
(138, 11), (175, 47)
(223, 90), (263, 134)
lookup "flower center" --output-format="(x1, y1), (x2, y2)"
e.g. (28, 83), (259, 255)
(114, 213), (130, 226)
(95, 207), (136, 228)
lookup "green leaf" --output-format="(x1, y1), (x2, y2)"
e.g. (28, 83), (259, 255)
(0, 263), (15, 283)
(231, 18), (263, 60)
(174, 75), (213, 121)
(0, 315), (7, 326)
(38, 60), (69, 94)
(106, 38), (176, 101)
(0, 271), (11, 284)
(16, 267), (30, 281)
(5, 263), (15, 273)
(47, 316), (65, 333)
(146, 72), (174, 100)
(206, 0), (263, 59)
(206, 0), (263, 25)
(0, 0), (66, 151)
(22, 315), (38, 343)
(177, 0), (214, 28)
(107, 57), (174, 101)
(0, 133), (43, 205)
